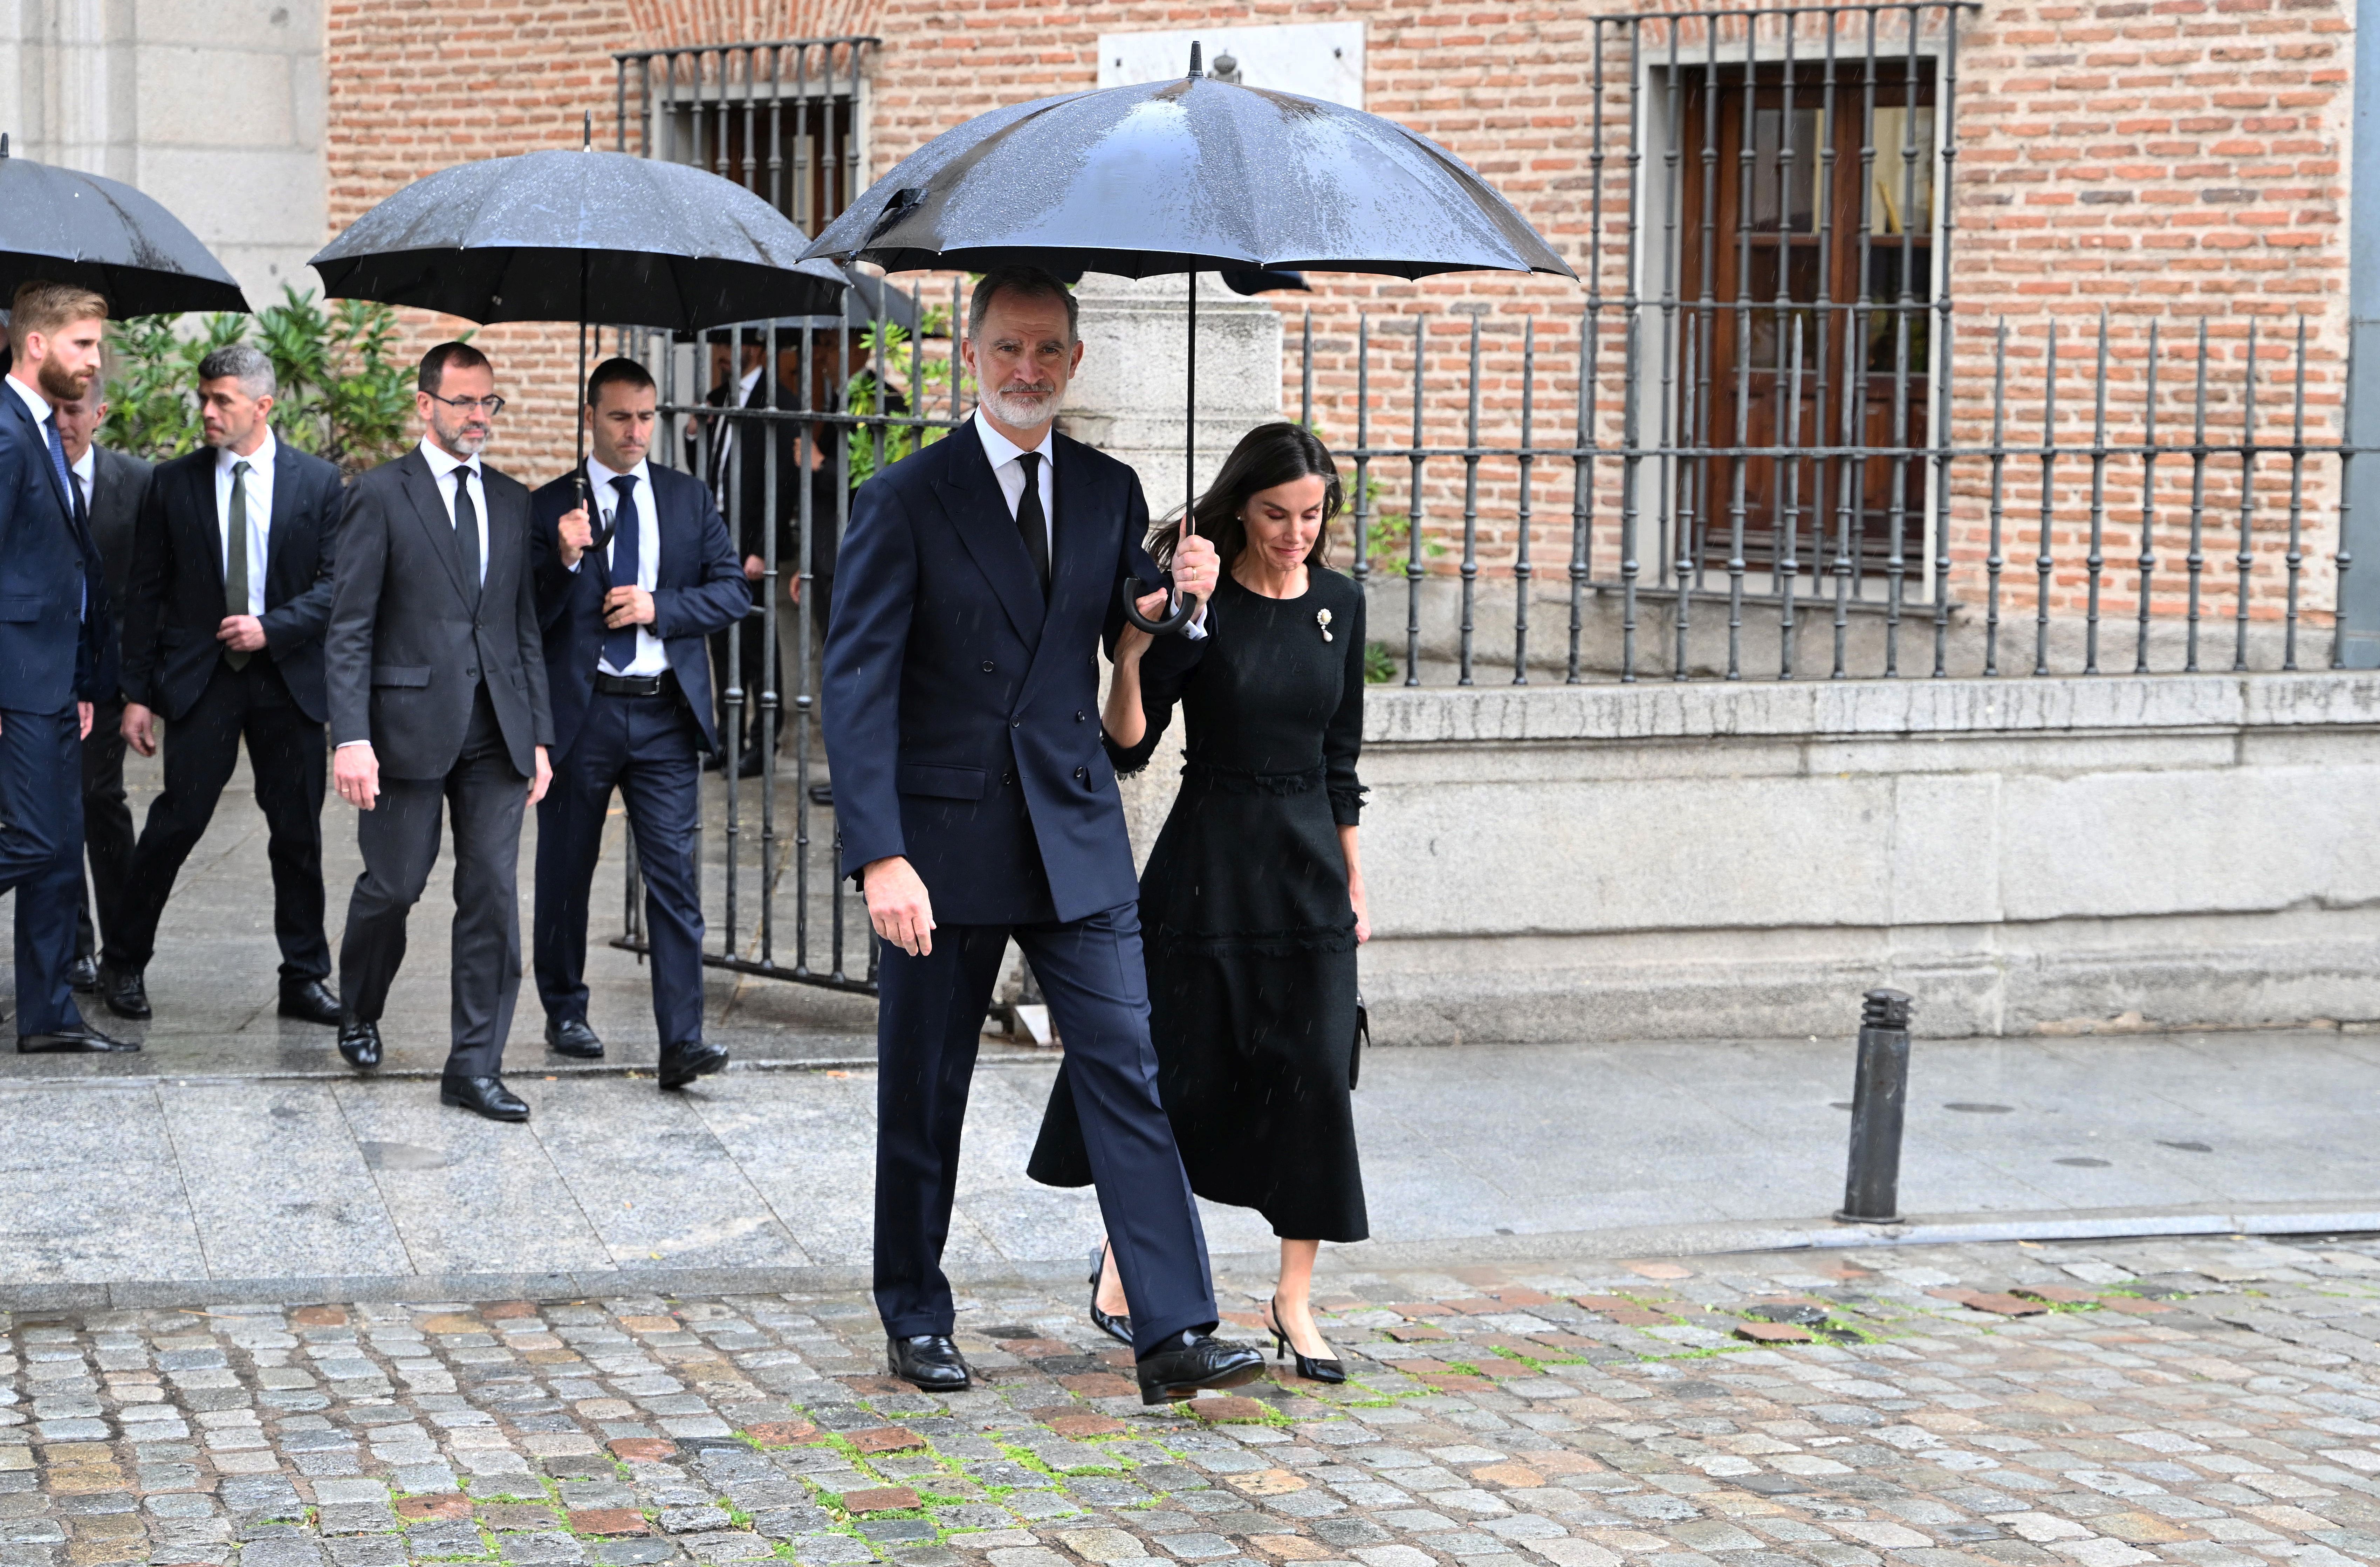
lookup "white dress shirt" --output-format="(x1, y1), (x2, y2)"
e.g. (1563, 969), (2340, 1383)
(9, 372), (86, 619)
(712, 363), (765, 495)
(214, 428), (277, 617)
(973, 408), (1056, 552)
(972, 408), (1205, 633)
(417, 437), (488, 585)
(70, 444), (95, 520)
(577, 454), (667, 677)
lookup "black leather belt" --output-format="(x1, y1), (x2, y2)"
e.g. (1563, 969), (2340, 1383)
(593, 671), (669, 698)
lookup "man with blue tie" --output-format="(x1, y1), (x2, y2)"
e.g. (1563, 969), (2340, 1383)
(529, 358), (748, 1086)
(0, 281), (129, 1053)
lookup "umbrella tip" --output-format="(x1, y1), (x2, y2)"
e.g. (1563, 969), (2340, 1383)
(582, 110), (592, 150)
(1188, 40), (1202, 77)
(1, 133), (9, 158)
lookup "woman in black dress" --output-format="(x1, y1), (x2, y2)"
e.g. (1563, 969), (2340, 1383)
(1027, 423), (1369, 1381)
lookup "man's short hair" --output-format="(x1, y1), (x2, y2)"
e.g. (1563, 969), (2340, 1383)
(198, 343), (277, 401)
(418, 340), (492, 395)
(10, 281), (109, 342)
(585, 355), (656, 406)
(967, 266), (1079, 343)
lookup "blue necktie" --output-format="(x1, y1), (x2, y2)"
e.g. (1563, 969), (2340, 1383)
(603, 474), (641, 672)
(41, 411), (72, 511)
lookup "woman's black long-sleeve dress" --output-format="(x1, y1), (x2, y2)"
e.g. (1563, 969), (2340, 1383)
(1026, 567), (1369, 1242)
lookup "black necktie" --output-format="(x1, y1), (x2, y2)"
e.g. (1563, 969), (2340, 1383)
(603, 474), (641, 671)
(1015, 451), (1050, 593)
(451, 466), (482, 609)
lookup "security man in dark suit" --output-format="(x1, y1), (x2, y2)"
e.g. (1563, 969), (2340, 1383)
(0, 280), (128, 1053)
(49, 385), (152, 992)
(529, 357), (748, 1085)
(103, 345), (344, 1025)
(326, 341), (554, 1122)
(822, 266), (1257, 1403)
(703, 339), (802, 777)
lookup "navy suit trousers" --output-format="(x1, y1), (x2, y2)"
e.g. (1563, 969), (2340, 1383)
(873, 901), (1219, 1355)
(0, 705), (90, 1036)
(533, 691), (705, 1046)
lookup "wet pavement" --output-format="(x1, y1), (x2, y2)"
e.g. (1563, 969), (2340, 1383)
(10, 1233), (2380, 1567)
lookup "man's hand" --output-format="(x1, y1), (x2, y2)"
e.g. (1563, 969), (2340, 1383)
(1173, 532), (1221, 603)
(863, 855), (935, 957)
(603, 585), (656, 628)
(558, 506), (594, 568)
(743, 554), (766, 582)
(335, 742), (381, 811)
(528, 745), (551, 806)
(122, 703), (158, 757)
(77, 702), (92, 741)
(218, 614), (267, 653)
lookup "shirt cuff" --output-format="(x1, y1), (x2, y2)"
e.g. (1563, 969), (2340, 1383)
(336, 740), (371, 750)
(1182, 607), (1209, 640)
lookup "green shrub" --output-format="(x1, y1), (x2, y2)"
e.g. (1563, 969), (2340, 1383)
(102, 286), (418, 474)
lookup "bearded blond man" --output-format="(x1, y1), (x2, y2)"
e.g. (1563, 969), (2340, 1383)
(0, 281), (129, 1053)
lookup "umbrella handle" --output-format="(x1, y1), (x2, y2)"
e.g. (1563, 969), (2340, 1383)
(1121, 577), (1200, 636)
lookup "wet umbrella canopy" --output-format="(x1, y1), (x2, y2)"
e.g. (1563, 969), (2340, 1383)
(310, 147), (847, 330)
(313, 137), (848, 522)
(0, 133), (249, 317)
(802, 45), (1574, 632)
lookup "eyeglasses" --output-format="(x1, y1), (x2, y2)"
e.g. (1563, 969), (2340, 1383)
(425, 391), (507, 417)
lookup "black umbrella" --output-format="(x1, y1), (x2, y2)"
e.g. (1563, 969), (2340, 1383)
(802, 44), (1573, 631)
(311, 128), (848, 522)
(0, 133), (249, 317)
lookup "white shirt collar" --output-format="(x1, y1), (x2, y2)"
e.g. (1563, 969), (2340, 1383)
(6, 373), (51, 426)
(418, 436), (480, 479)
(217, 426), (277, 474)
(973, 408), (1054, 470)
(71, 444), (95, 482)
(738, 365), (764, 400)
(585, 452), (649, 492)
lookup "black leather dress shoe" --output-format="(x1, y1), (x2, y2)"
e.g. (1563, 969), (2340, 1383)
(546, 1016), (604, 1059)
(735, 747), (766, 779)
(18, 1023), (139, 1054)
(659, 1039), (728, 1090)
(337, 1016), (382, 1069)
(278, 977), (341, 1025)
(441, 1074), (530, 1122)
(887, 1333), (971, 1392)
(1136, 1329), (1265, 1406)
(97, 963), (150, 1019)
(67, 955), (100, 993)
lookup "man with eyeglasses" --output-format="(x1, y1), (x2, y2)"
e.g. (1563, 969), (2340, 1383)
(324, 341), (555, 1122)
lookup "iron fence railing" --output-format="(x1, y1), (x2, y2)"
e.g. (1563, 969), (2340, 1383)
(1287, 304), (2351, 686)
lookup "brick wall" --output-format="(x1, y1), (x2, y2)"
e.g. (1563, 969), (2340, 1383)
(325, 0), (2352, 636)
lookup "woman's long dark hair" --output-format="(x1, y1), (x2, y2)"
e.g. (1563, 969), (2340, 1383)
(1150, 422), (1345, 572)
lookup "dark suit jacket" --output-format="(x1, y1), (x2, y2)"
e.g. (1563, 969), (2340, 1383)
(85, 446), (152, 613)
(119, 440), (341, 724)
(821, 421), (1174, 927)
(530, 462), (751, 761)
(326, 446), (554, 781)
(0, 380), (108, 711)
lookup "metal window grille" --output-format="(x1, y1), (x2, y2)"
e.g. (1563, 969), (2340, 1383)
(1280, 2), (2351, 686)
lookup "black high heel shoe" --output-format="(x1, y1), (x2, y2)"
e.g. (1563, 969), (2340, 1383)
(1264, 1294), (1346, 1384)
(1088, 1241), (1134, 1347)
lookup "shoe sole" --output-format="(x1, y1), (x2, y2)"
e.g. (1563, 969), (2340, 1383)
(658, 1054), (728, 1091)
(549, 1046), (605, 1059)
(439, 1091), (529, 1122)
(887, 1367), (971, 1393)
(1139, 1357), (1266, 1406)
(279, 1005), (341, 1025)
(103, 1000), (151, 1019)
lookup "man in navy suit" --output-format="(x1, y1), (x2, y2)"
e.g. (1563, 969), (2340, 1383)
(0, 281), (129, 1053)
(530, 357), (748, 1086)
(823, 266), (1259, 1404)
(104, 345), (345, 1025)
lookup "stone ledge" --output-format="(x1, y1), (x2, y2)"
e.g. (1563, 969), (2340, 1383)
(1366, 671), (2380, 746)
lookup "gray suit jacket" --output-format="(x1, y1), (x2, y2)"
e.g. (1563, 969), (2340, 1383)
(325, 446), (553, 781)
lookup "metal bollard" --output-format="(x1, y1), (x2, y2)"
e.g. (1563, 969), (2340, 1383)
(1836, 988), (1915, 1224)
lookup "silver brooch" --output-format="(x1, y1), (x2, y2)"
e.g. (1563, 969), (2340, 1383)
(1318, 607), (1334, 643)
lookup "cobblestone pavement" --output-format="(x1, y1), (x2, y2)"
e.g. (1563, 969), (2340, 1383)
(13, 1234), (2380, 1567)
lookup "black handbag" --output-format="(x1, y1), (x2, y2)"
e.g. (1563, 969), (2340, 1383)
(1350, 993), (1370, 1089)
